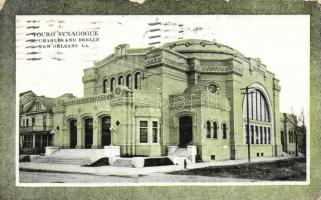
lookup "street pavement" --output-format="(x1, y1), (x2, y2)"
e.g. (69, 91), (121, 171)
(18, 156), (294, 183)
(19, 171), (258, 183)
(19, 156), (291, 177)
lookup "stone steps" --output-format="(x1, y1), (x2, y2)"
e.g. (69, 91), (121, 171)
(31, 149), (107, 165)
(32, 156), (94, 165)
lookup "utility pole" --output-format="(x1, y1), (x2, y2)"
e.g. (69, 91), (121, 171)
(241, 86), (255, 162)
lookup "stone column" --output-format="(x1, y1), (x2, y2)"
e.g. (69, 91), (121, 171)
(32, 134), (36, 148)
(92, 116), (100, 149)
(76, 118), (84, 148)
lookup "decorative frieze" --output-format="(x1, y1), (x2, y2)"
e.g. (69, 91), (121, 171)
(147, 56), (189, 71)
(57, 94), (112, 106)
(147, 56), (243, 75)
(170, 94), (231, 112)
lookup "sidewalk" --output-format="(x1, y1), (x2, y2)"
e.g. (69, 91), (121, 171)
(19, 156), (294, 177)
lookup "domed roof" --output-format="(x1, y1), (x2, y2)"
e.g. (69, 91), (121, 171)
(162, 39), (244, 57)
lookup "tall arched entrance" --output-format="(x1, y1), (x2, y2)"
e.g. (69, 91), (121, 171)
(179, 116), (193, 147)
(69, 119), (77, 149)
(101, 116), (111, 147)
(84, 118), (93, 149)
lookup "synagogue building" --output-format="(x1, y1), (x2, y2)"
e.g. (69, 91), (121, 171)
(19, 39), (304, 161)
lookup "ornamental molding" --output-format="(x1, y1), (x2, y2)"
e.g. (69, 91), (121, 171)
(147, 56), (243, 75)
(55, 94), (112, 106)
(94, 54), (146, 69)
(146, 56), (189, 71)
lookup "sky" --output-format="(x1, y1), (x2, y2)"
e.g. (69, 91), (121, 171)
(16, 15), (309, 118)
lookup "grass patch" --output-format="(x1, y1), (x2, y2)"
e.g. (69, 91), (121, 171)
(169, 157), (306, 181)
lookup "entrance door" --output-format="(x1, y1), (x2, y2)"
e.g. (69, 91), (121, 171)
(69, 120), (77, 149)
(179, 116), (193, 147)
(101, 116), (111, 147)
(84, 118), (93, 148)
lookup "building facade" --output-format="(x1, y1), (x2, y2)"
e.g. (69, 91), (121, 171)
(46, 39), (286, 161)
(280, 113), (306, 156)
(19, 91), (54, 154)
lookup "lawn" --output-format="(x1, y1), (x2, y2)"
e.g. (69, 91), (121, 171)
(169, 157), (306, 181)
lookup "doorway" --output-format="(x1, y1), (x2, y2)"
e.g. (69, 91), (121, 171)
(84, 118), (93, 148)
(179, 116), (193, 147)
(69, 120), (77, 149)
(101, 116), (111, 147)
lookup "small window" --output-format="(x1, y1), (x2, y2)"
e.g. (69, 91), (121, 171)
(152, 121), (158, 143)
(245, 124), (249, 144)
(222, 123), (227, 139)
(110, 78), (116, 92)
(206, 121), (211, 138)
(118, 76), (124, 85)
(208, 84), (218, 93)
(26, 119), (29, 127)
(134, 72), (142, 89)
(264, 127), (267, 144)
(260, 126), (263, 144)
(35, 102), (41, 110)
(211, 155), (216, 160)
(268, 127), (271, 144)
(126, 74), (133, 89)
(261, 152), (264, 157)
(250, 125), (254, 144)
(22, 135), (33, 148)
(103, 79), (108, 93)
(32, 117), (35, 126)
(255, 126), (259, 144)
(257, 153), (260, 157)
(140, 121), (148, 143)
(43, 116), (47, 127)
(213, 121), (218, 139)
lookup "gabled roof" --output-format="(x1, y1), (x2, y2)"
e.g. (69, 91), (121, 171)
(19, 90), (36, 106)
(19, 91), (55, 114)
(36, 96), (55, 110)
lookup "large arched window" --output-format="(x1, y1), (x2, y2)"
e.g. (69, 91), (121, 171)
(246, 89), (270, 122)
(206, 121), (211, 138)
(213, 121), (218, 139)
(110, 77), (116, 92)
(126, 74), (133, 89)
(134, 72), (142, 89)
(103, 79), (108, 93)
(243, 87), (272, 145)
(118, 76), (124, 85)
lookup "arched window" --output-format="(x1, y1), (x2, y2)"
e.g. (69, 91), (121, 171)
(134, 72), (142, 89)
(245, 89), (270, 122)
(222, 123), (227, 139)
(126, 74), (133, 89)
(118, 76), (124, 85)
(206, 121), (211, 138)
(110, 78), (116, 92)
(103, 79), (108, 93)
(208, 84), (218, 94)
(243, 87), (272, 145)
(213, 121), (218, 139)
